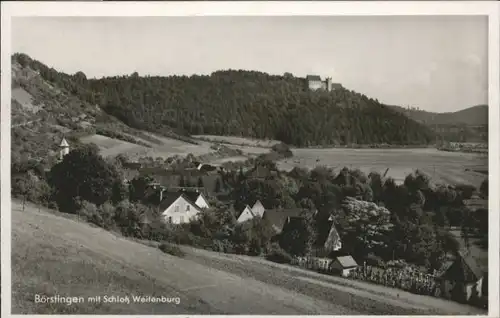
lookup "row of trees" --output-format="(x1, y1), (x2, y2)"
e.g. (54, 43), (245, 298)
(13, 53), (435, 147)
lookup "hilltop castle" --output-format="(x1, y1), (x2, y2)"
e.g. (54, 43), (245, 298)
(306, 75), (342, 92)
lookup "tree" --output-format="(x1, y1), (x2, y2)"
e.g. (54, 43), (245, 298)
(480, 178), (488, 198)
(279, 212), (316, 256)
(129, 175), (155, 202)
(48, 145), (124, 212)
(340, 197), (393, 258)
(197, 177), (204, 188)
(179, 176), (186, 187)
(214, 178), (222, 193)
(12, 171), (39, 211)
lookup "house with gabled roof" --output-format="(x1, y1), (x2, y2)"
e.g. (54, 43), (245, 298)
(237, 205), (256, 223)
(261, 208), (311, 234)
(330, 255), (358, 277)
(157, 189), (210, 224)
(251, 200), (266, 217)
(236, 200), (267, 223)
(439, 251), (485, 303)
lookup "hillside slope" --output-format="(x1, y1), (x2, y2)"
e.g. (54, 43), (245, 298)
(12, 201), (484, 315)
(389, 105), (488, 126)
(12, 53), (435, 147)
(11, 55), (203, 168)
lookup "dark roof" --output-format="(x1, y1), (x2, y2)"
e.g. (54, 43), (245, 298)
(158, 191), (183, 211)
(123, 162), (142, 169)
(158, 189), (207, 211)
(330, 83), (343, 89)
(306, 75), (321, 81)
(262, 208), (308, 233)
(441, 251), (484, 283)
(335, 256), (358, 268)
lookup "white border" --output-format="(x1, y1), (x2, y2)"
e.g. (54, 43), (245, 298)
(1, 1), (499, 318)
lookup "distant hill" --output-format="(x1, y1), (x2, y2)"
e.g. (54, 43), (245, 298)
(388, 105), (488, 127)
(388, 105), (488, 143)
(12, 53), (435, 149)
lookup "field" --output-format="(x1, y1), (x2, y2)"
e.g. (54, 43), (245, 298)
(11, 201), (485, 315)
(193, 135), (280, 148)
(80, 133), (488, 188)
(79, 133), (214, 160)
(79, 133), (271, 163)
(278, 148), (488, 188)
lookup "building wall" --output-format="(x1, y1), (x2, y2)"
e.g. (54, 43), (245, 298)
(330, 261), (357, 277)
(161, 196), (201, 224)
(441, 278), (483, 302)
(308, 80), (324, 90)
(195, 195), (210, 209)
(237, 206), (254, 223)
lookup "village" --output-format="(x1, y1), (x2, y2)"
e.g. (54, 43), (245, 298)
(36, 136), (488, 309)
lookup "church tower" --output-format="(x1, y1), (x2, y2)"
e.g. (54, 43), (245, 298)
(59, 137), (70, 161)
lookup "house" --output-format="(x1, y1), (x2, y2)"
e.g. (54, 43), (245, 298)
(261, 208), (310, 234)
(251, 200), (266, 217)
(306, 75), (342, 92)
(330, 255), (358, 277)
(179, 189), (210, 209)
(158, 190), (210, 224)
(320, 221), (342, 253)
(236, 200), (267, 223)
(237, 205), (256, 223)
(439, 251), (485, 303)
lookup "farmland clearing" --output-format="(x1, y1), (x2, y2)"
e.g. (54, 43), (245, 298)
(278, 148), (487, 188)
(79, 133), (215, 160)
(11, 201), (484, 315)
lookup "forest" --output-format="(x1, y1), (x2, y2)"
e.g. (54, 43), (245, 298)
(12, 53), (435, 147)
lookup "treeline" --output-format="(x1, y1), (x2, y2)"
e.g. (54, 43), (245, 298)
(12, 53), (435, 147)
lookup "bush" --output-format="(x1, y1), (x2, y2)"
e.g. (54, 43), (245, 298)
(365, 253), (386, 268)
(158, 242), (185, 257)
(265, 244), (293, 264)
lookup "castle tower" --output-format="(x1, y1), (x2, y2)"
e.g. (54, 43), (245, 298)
(59, 137), (70, 161)
(325, 77), (332, 91)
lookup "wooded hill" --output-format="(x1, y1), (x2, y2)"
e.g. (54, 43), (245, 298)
(389, 105), (488, 127)
(12, 53), (435, 147)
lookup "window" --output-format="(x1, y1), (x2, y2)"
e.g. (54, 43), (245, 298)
(186, 205), (190, 212)
(179, 216), (184, 223)
(168, 216), (172, 223)
(175, 205), (179, 212)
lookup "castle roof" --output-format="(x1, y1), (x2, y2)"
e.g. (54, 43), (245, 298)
(306, 75), (321, 81)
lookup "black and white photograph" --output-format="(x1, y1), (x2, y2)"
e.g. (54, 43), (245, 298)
(1, 1), (499, 317)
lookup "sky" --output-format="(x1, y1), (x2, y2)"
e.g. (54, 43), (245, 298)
(12, 16), (488, 113)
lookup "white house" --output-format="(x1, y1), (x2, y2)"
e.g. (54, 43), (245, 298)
(330, 256), (358, 277)
(237, 205), (256, 223)
(237, 200), (266, 223)
(159, 190), (210, 224)
(251, 200), (265, 217)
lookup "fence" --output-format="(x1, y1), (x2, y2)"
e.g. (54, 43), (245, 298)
(291, 256), (440, 296)
(347, 265), (440, 297)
